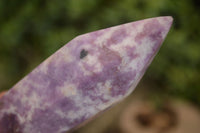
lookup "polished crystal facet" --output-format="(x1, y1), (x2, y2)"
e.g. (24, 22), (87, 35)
(0, 16), (173, 133)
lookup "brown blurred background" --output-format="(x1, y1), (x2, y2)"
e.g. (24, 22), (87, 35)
(0, 0), (200, 133)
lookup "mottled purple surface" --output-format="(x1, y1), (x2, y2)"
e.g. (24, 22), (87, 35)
(0, 16), (173, 133)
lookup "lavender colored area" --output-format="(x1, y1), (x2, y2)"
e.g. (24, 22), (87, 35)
(0, 16), (173, 133)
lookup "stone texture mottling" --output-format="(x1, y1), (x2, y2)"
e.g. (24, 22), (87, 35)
(0, 16), (173, 133)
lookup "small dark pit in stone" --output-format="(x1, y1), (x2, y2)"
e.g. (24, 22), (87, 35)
(80, 49), (88, 59)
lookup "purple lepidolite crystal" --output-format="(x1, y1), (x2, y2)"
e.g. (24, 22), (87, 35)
(0, 16), (173, 133)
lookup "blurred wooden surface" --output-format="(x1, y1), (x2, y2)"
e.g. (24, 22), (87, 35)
(73, 85), (200, 133)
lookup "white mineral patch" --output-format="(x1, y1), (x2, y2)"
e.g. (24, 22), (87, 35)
(60, 83), (77, 97)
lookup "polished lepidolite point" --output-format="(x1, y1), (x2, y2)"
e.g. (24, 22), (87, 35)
(0, 16), (173, 133)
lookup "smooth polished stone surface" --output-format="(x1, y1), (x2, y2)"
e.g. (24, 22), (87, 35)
(0, 16), (173, 133)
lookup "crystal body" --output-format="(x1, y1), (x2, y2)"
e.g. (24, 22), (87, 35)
(0, 16), (173, 133)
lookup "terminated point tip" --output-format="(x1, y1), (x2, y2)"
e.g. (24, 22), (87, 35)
(158, 16), (173, 31)
(167, 16), (173, 22)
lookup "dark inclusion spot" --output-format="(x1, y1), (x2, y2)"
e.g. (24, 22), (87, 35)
(0, 113), (22, 133)
(80, 49), (88, 59)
